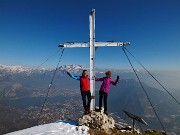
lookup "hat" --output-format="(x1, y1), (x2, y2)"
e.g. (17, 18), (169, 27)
(105, 71), (112, 76)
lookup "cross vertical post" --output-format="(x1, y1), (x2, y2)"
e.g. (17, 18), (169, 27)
(89, 9), (95, 110)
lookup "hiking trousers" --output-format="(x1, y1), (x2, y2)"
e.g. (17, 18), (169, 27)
(81, 90), (91, 110)
(99, 90), (108, 112)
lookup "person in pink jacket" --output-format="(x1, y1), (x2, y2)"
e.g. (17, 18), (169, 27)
(95, 71), (119, 115)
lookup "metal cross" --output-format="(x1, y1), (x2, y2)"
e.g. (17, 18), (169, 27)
(59, 9), (130, 110)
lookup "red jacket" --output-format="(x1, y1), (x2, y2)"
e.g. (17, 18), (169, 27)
(67, 72), (90, 91)
(80, 76), (90, 91)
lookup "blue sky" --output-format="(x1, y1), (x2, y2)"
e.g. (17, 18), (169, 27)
(0, 0), (180, 70)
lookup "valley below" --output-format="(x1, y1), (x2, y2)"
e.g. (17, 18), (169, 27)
(0, 64), (180, 135)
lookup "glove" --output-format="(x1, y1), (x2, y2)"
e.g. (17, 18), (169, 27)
(117, 76), (119, 80)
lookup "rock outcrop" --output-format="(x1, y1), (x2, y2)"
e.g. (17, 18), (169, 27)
(78, 108), (115, 133)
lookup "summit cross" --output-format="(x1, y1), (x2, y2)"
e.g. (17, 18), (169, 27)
(59, 9), (130, 110)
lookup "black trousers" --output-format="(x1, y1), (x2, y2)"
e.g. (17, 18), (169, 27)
(99, 90), (108, 112)
(81, 90), (91, 110)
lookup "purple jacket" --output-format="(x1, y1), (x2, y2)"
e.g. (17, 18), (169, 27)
(95, 77), (118, 93)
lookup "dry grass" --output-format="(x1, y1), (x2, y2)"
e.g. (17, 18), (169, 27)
(88, 128), (167, 135)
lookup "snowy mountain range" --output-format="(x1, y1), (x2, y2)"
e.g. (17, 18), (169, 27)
(0, 64), (47, 74)
(0, 64), (87, 74)
(0, 63), (180, 89)
(0, 64), (139, 78)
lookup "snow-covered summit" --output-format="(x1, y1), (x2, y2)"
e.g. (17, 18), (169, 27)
(0, 64), (87, 74)
(58, 64), (88, 73)
(0, 64), (139, 77)
(5, 120), (89, 135)
(0, 64), (48, 74)
(0, 64), (31, 72)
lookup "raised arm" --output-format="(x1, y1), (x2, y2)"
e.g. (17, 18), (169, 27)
(66, 71), (81, 80)
(94, 77), (104, 81)
(110, 76), (119, 86)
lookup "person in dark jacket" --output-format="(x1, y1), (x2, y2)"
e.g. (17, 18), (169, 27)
(66, 69), (91, 114)
(95, 71), (119, 115)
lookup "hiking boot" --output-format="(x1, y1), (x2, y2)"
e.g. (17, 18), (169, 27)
(84, 107), (90, 114)
(104, 111), (108, 115)
(96, 109), (101, 112)
(86, 107), (91, 114)
(84, 110), (88, 115)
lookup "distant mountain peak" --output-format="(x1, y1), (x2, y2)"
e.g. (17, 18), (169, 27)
(0, 64), (89, 75)
(58, 64), (88, 72)
(0, 64), (47, 74)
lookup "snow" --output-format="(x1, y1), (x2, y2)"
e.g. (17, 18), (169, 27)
(59, 64), (87, 71)
(5, 120), (89, 135)
(0, 64), (86, 74)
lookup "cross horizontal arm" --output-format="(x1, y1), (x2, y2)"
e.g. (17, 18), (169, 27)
(95, 41), (130, 47)
(58, 41), (130, 48)
(58, 42), (89, 48)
